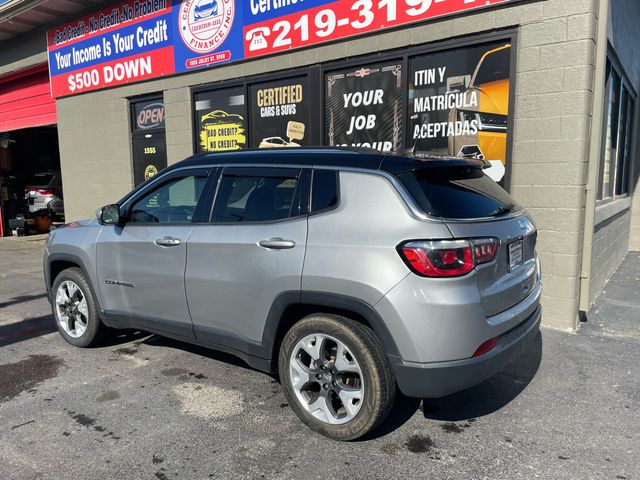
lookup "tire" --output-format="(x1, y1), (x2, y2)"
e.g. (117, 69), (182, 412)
(279, 314), (396, 441)
(51, 267), (104, 348)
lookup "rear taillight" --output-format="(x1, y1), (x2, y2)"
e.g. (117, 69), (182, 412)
(27, 188), (54, 196)
(472, 337), (498, 357)
(399, 238), (499, 278)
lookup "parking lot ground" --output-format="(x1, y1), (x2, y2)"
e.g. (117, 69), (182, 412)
(1, 237), (639, 480)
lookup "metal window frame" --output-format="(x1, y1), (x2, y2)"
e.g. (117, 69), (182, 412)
(191, 71), (318, 153)
(596, 46), (638, 204)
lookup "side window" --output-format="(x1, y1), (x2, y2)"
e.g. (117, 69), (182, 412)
(212, 169), (300, 223)
(311, 170), (339, 213)
(129, 173), (209, 223)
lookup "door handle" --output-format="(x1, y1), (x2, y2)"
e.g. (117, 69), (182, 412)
(155, 237), (181, 247)
(258, 238), (295, 249)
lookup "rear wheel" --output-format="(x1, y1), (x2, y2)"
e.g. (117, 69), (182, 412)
(52, 267), (103, 347)
(279, 314), (395, 441)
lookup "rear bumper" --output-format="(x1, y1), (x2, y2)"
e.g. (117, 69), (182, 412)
(389, 304), (541, 398)
(27, 195), (64, 215)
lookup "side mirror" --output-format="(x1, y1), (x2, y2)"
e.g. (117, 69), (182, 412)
(97, 204), (121, 225)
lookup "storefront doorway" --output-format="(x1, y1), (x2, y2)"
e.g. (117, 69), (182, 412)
(131, 95), (167, 187)
(0, 64), (59, 236)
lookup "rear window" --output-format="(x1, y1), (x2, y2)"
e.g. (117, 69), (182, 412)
(29, 173), (57, 185)
(403, 167), (520, 219)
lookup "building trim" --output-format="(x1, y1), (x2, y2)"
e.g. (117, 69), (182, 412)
(579, 0), (612, 313)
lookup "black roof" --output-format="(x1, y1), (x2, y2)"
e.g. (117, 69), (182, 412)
(166, 147), (488, 176)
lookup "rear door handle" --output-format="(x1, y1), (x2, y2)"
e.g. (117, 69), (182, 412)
(155, 237), (182, 247)
(258, 238), (295, 250)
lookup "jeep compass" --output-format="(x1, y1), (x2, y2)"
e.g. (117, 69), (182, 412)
(44, 147), (541, 440)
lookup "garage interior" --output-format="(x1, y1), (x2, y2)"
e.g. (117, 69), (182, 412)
(0, 126), (63, 236)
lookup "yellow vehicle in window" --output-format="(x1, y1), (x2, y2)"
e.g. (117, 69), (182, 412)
(449, 44), (511, 166)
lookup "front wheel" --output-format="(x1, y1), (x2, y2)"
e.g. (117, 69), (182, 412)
(279, 314), (396, 441)
(51, 267), (104, 348)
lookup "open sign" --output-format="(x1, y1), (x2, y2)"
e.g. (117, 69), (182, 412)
(136, 102), (165, 130)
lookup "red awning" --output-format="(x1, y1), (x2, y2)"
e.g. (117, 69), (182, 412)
(0, 64), (56, 132)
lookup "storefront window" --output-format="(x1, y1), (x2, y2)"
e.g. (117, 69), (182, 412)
(190, 36), (516, 187)
(194, 87), (247, 152)
(249, 77), (312, 148)
(408, 41), (511, 184)
(325, 62), (404, 152)
(598, 54), (637, 201)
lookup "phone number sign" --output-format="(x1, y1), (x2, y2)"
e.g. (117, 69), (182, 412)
(48, 0), (518, 98)
(243, 0), (513, 57)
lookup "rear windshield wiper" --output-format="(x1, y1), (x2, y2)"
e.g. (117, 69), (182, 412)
(488, 204), (515, 217)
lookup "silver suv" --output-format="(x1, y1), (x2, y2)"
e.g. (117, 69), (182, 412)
(25, 171), (65, 219)
(44, 148), (541, 440)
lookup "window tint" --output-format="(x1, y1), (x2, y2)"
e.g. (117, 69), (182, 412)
(619, 96), (634, 195)
(129, 174), (209, 223)
(601, 66), (621, 199)
(598, 53), (637, 201)
(212, 171), (300, 223)
(405, 167), (520, 219)
(311, 170), (339, 213)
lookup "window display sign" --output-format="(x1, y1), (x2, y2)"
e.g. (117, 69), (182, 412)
(194, 87), (247, 152)
(249, 78), (312, 148)
(133, 99), (165, 130)
(47, 0), (522, 98)
(325, 63), (403, 152)
(408, 42), (511, 182)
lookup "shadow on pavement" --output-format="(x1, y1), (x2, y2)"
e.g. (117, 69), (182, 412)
(361, 392), (423, 441)
(421, 331), (543, 421)
(91, 328), (271, 374)
(0, 314), (58, 347)
(95, 326), (542, 439)
(94, 329), (153, 348)
(0, 293), (48, 309)
(363, 331), (543, 439)
(142, 334), (263, 373)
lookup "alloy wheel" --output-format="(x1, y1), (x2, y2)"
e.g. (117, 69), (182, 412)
(54, 280), (89, 338)
(289, 333), (364, 425)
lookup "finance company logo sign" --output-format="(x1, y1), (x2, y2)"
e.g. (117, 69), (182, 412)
(178, 0), (235, 54)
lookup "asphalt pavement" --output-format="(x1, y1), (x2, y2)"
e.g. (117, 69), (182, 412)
(0, 236), (638, 480)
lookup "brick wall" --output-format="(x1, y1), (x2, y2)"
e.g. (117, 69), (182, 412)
(586, 0), (640, 307)
(55, 0), (601, 331)
(590, 210), (632, 301)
